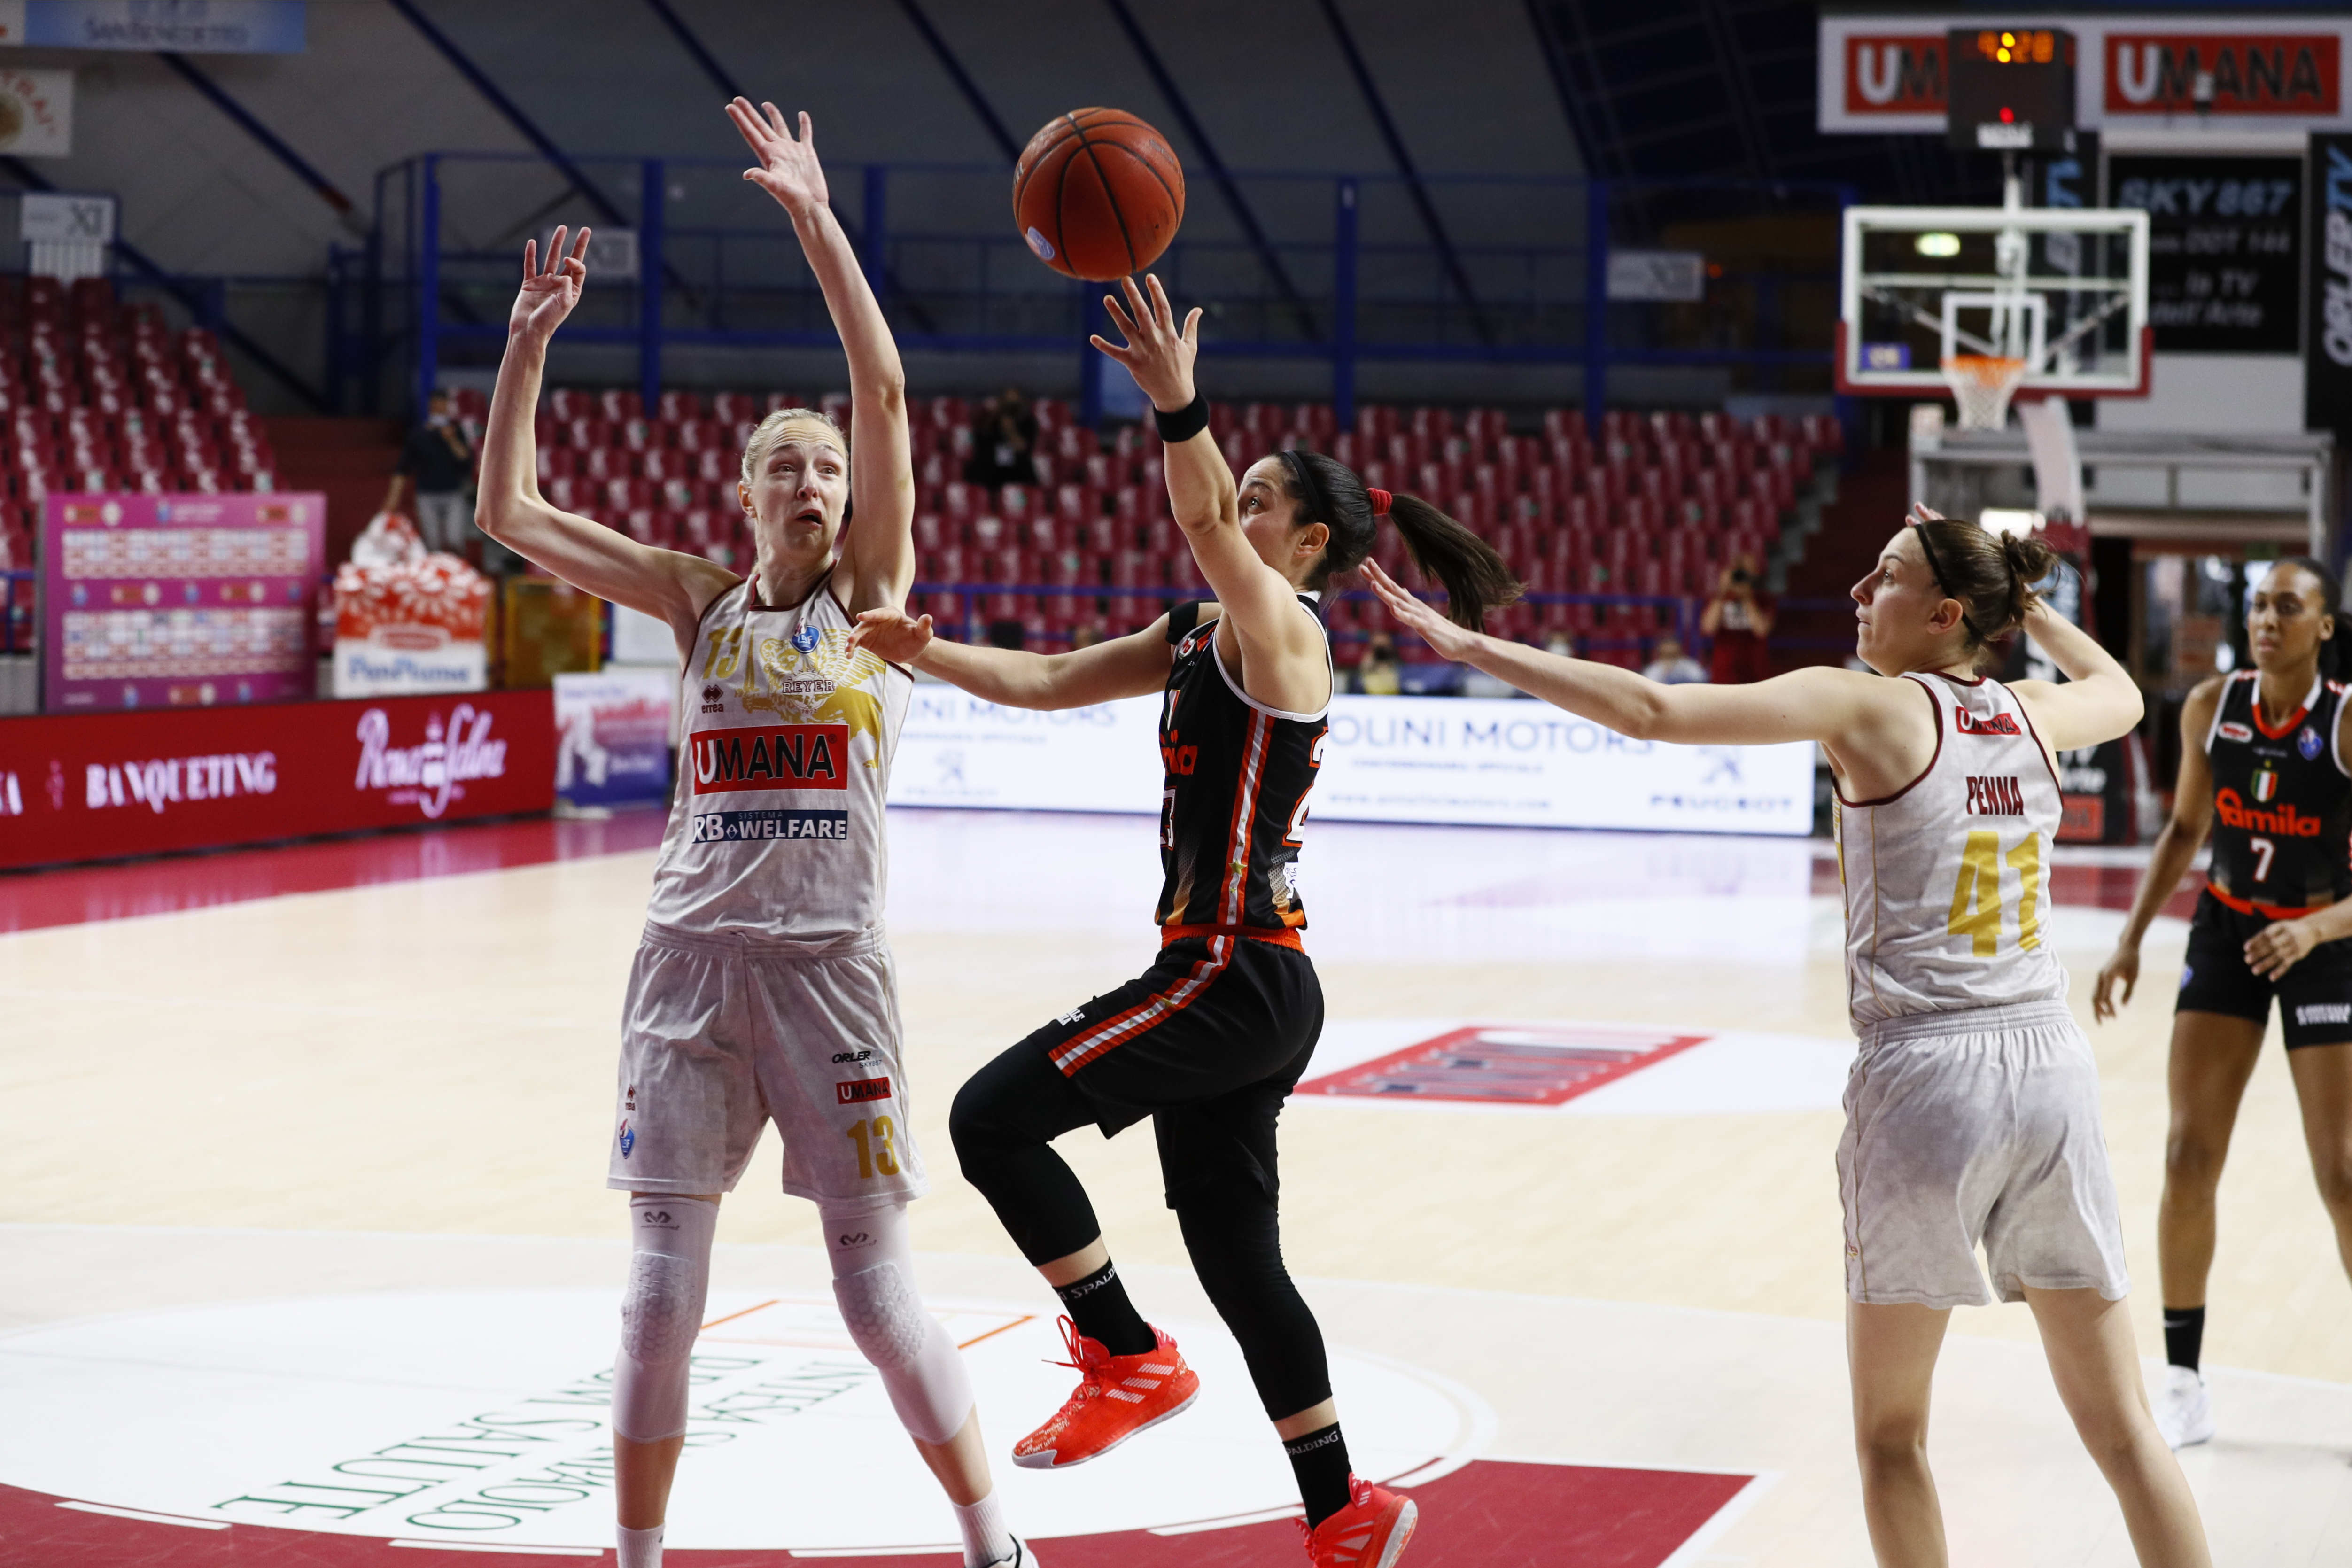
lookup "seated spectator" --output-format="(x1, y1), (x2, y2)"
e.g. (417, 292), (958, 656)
(1700, 555), (1775, 684)
(1070, 621), (1106, 650)
(1642, 634), (1709, 685)
(963, 386), (1040, 487)
(1356, 630), (1402, 696)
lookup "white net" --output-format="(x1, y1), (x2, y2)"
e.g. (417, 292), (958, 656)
(1942, 354), (2029, 431)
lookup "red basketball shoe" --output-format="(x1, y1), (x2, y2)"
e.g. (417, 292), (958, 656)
(1010, 1317), (1199, 1469)
(1299, 1476), (1418, 1568)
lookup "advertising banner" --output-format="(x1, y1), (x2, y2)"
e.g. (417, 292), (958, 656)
(886, 690), (1817, 836)
(331, 551), (490, 698)
(0, 0), (305, 52)
(2107, 154), (2304, 352)
(0, 65), (70, 156)
(42, 492), (323, 714)
(1820, 16), (2352, 136)
(553, 668), (674, 808)
(2311, 132), (2352, 443)
(0, 691), (554, 871)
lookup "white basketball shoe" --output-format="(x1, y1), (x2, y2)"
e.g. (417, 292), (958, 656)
(2152, 1364), (2213, 1449)
(978, 1537), (1037, 1568)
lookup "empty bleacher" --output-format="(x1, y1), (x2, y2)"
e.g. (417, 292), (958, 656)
(0, 276), (275, 570)
(513, 388), (1843, 668)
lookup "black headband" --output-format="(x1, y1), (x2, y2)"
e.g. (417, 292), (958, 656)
(1278, 449), (1334, 526)
(1911, 520), (1984, 640)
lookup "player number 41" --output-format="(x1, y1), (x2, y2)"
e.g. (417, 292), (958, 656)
(1948, 830), (2043, 955)
(846, 1115), (902, 1180)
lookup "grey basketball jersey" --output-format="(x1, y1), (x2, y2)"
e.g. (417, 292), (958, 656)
(645, 576), (912, 941)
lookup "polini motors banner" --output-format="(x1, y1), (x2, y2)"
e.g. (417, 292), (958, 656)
(0, 691), (554, 870)
(2310, 132), (2352, 448)
(887, 690), (1816, 835)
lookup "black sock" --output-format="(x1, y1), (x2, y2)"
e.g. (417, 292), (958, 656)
(1055, 1261), (1154, 1357)
(1285, 1422), (1354, 1529)
(2163, 1304), (2205, 1371)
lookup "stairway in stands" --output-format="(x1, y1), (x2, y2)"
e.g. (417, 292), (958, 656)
(265, 417), (403, 562)
(1770, 446), (1908, 673)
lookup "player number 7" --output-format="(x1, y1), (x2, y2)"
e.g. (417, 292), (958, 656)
(2250, 835), (2274, 883)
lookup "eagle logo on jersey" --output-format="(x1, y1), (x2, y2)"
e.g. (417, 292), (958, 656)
(737, 629), (889, 765)
(2299, 725), (2325, 761)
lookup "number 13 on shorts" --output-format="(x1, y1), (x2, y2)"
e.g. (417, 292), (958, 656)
(846, 1114), (901, 1179)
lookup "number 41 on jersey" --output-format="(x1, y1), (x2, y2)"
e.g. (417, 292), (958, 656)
(1948, 830), (2043, 955)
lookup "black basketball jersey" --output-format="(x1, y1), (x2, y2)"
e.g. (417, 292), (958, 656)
(2203, 670), (2352, 912)
(1154, 598), (1331, 940)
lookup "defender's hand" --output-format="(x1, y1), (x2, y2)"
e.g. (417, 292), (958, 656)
(511, 226), (590, 344)
(848, 606), (934, 665)
(2091, 945), (2140, 1021)
(1089, 274), (1200, 415)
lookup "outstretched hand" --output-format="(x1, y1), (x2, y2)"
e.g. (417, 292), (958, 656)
(847, 605), (934, 666)
(728, 98), (828, 220)
(1089, 274), (1200, 415)
(1361, 560), (1480, 663)
(511, 225), (590, 344)
(2090, 945), (2138, 1021)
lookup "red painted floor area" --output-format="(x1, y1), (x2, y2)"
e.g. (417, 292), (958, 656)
(0, 812), (667, 936)
(0, 1461), (1753, 1567)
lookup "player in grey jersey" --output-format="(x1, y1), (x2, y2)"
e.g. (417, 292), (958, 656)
(1368, 508), (2208, 1568)
(474, 100), (1030, 1568)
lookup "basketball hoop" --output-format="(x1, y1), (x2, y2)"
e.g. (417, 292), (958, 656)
(1942, 354), (2029, 430)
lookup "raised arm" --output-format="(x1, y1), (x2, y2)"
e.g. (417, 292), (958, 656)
(2008, 599), (2146, 751)
(1090, 277), (1327, 696)
(728, 100), (912, 616)
(2093, 679), (2219, 1018)
(847, 605), (1172, 710)
(474, 227), (734, 656)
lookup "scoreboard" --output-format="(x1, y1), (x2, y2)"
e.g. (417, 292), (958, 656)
(1947, 26), (2077, 151)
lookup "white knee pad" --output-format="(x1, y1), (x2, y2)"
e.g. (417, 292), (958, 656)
(823, 1203), (975, 1446)
(613, 1195), (718, 1444)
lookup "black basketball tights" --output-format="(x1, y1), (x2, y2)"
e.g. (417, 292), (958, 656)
(948, 1040), (1334, 1421)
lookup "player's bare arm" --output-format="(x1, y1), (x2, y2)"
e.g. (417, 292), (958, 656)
(2007, 602), (2146, 753)
(475, 226), (735, 657)
(2093, 678), (2221, 1019)
(1092, 275), (1329, 717)
(849, 607), (1174, 710)
(728, 99), (913, 617)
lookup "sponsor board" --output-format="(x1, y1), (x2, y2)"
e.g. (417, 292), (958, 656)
(0, 691), (554, 869)
(41, 492), (324, 713)
(888, 692), (1816, 836)
(1819, 15), (2352, 135)
(2311, 133), (2352, 444)
(553, 668), (674, 808)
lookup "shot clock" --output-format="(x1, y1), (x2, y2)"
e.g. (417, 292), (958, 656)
(1946, 26), (2076, 152)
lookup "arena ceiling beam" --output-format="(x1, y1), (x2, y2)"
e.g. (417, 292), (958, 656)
(1099, 0), (1320, 342)
(890, 0), (1024, 164)
(640, 0), (938, 333)
(0, 155), (326, 410)
(1311, 0), (1495, 346)
(155, 53), (364, 234)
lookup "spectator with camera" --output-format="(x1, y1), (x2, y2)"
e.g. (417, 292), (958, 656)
(963, 385), (1039, 487)
(1700, 554), (1774, 684)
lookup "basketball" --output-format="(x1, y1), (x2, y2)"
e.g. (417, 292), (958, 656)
(1012, 108), (1185, 281)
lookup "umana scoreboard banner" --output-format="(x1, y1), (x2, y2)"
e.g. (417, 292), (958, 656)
(885, 689), (1817, 836)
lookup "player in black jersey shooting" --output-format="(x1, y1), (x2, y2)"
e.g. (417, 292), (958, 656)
(849, 274), (1515, 1568)
(2095, 558), (2352, 1449)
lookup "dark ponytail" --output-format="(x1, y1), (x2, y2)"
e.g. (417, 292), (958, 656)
(1915, 517), (2057, 665)
(2262, 555), (2343, 680)
(1273, 450), (1523, 631)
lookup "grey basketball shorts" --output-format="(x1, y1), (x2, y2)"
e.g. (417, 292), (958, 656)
(1837, 999), (2128, 1310)
(608, 922), (926, 1210)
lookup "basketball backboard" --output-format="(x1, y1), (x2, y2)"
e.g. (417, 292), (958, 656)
(1837, 204), (2151, 400)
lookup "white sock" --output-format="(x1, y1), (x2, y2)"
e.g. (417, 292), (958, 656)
(954, 1490), (1015, 1567)
(617, 1521), (663, 1568)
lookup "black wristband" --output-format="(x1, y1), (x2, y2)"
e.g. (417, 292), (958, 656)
(1153, 391), (1210, 444)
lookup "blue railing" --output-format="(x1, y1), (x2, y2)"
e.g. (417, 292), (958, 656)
(359, 153), (1855, 429)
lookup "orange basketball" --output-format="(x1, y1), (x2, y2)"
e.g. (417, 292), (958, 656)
(1012, 109), (1185, 282)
